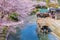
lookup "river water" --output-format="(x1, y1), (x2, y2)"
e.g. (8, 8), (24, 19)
(7, 15), (59, 40)
(7, 22), (58, 40)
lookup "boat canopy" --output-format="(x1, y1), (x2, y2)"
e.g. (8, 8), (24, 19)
(39, 9), (48, 13)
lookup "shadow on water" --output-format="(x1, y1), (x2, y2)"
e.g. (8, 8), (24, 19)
(37, 27), (52, 40)
(39, 33), (48, 40)
(7, 27), (21, 40)
(38, 27), (59, 40)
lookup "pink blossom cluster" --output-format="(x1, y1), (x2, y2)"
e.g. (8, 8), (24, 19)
(0, 0), (35, 16)
(0, 0), (36, 23)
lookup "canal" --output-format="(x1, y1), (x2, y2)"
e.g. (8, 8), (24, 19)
(7, 22), (59, 40)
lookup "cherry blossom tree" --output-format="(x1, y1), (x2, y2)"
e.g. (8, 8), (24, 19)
(0, 0), (37, 23)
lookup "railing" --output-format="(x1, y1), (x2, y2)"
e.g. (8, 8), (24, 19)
(45, 18), (60, 40)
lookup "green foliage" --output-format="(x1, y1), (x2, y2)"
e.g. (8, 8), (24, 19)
(36, 5), (41, 9)
(0, 26), (8, 40)
(41, 6), (47, 9)
(30, 9), (39, 15)
(36, 5), (47, 9)
(9, 12), (19, 22)
(3, 26), (8, 34)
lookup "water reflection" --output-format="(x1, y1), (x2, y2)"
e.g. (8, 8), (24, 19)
(38, 32), (48, 40)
